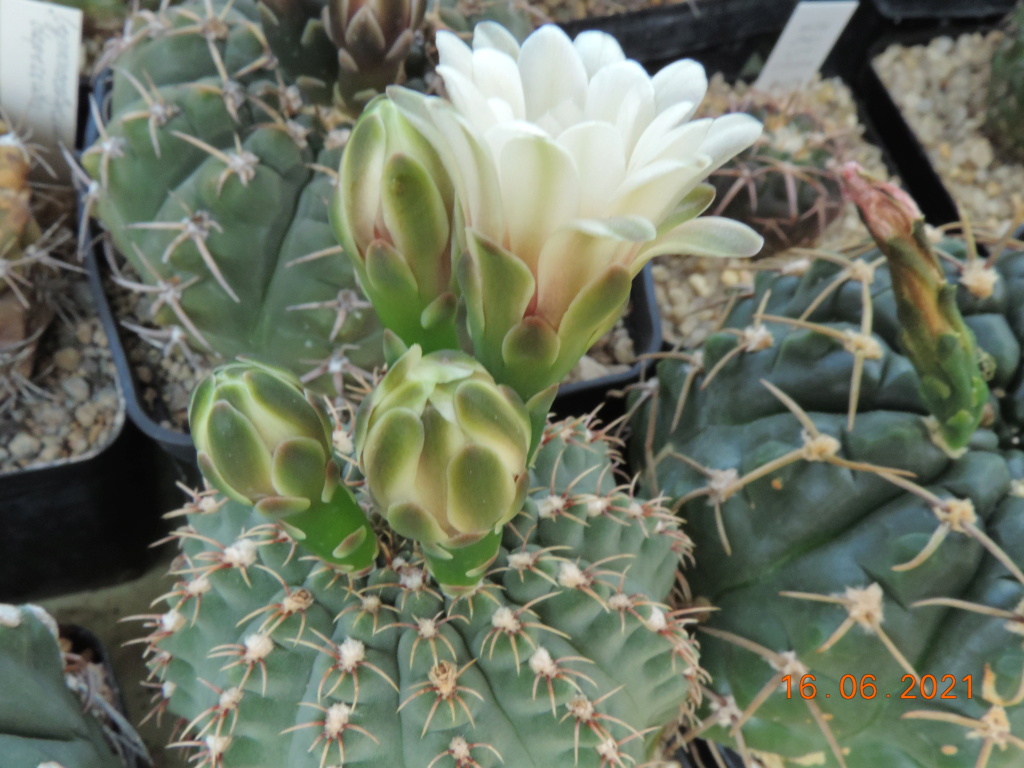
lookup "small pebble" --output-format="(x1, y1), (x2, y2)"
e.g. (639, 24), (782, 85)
(52, 347), (81, 372)
(62, 376), (90, 403)
(9, 433), (41, 460)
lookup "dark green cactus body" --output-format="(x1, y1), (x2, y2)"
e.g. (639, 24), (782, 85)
(144, 419), (699, 768)
(0, 606), (124, 768)
(82, 0), (384, 393)
(630, 240), (1024, 767)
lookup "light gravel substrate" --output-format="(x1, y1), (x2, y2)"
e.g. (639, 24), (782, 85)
(874, 30), (1020, 229)
(0, 275), (122, 473)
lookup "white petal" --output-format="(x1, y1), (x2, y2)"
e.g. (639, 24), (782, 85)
(435, 30), (474, 76)
(637, 216), (765, 262)
(557, 121), (627, 218)
(629, 99), (697, 169)
(584, 60), (655, 152)
(632, 117), (712, 171)
(651, 59), (708, 115)
(484, 120), (548, 171)
(487, 97), (515, 123)
(518, 25), (588, 122)
(611, 157), (711, 224)
(438, 65), (497, 132)
(572, 30), (625, 79)
(471, 48), (525, 120)
(498, 134), (581, 274)
(426, 99), (504, 238)
(698, 112), (763, 173)
(473, 21), (521, 59)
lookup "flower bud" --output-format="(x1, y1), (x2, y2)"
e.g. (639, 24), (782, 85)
(842, 162), (988, 450)
(190, 359), (336, 513)
(354, 345), (531, 586)
(332, 98), (459, 353)
(189, 359), (377, 572)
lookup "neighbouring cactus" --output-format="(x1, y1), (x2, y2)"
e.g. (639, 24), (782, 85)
(0, 604), (134, 768)
(629, 186), (1024, 765)
(986, 2), (1024, 163)
(1, 121), (73, 408)
(703, 87), (846, 258)
(80, 0), (392, 395)
(138, 414), (701, 768)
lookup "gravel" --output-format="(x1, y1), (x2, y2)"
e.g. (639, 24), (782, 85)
(874, 30), (1022, 228)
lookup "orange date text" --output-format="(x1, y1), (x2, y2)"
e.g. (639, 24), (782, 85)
(780, 674), (973, 700)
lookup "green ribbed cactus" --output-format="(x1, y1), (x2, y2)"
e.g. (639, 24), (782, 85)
(629, 182), (1024, 766)
(986, 3), (1024, 163)
(80, 0), (395, 394)
(139, 415), (700, 768)
(706, 94), (845, 258)
(0, 605), (129, 768)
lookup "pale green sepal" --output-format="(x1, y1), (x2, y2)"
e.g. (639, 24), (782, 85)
(244, 365), (328, 445)
(362, 407), (425, 503)
(270, 437), (328, 501)
(332, 526), (370, 560)
(382, 329), (409, 368)
(447, 444), (516, 533)
(656, 183), (717, 234)
(461, 229), (536, 380)
(386, 501), (448, 544)
(380, 152), (451, 296)
(196, 451), (251, 507)
(421, 529), (502, 594)
(365, 241), (420, 301)
(556, 265), (632, 370)
(500, 317), (560, 399)
(420, 293), (457, 331)
(338, 111), (386, 256)
(453, 378), (530, 463)
(205, 401), (274, 502)
(254, 496), (312, 517)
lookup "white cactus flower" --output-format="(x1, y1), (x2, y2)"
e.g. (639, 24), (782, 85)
(387, 23), (764, 399)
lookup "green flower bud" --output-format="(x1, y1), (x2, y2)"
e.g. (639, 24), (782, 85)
(354, 345), (531, 588)
(189, 359), (377, 573)
(332, 98), (459, 353)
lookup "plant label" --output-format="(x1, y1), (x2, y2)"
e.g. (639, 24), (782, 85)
(754, 1), (858, 91)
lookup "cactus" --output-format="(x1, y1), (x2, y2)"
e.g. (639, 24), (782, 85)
(137, 413), (701, 768)
(0, 604), (139, 768)
(1, 121), (74, 409)
(986, 2), (1024, 163)
(703, 87), (846, 258)
(80, 0), (393, 396)
(628, 181), (1024, 765)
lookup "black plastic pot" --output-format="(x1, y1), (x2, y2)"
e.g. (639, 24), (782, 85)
(0, 405), (165, 602)
(674, 741), (745, 767)
(869, 0), (1014, 21)
(557, 0), (800, 70)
